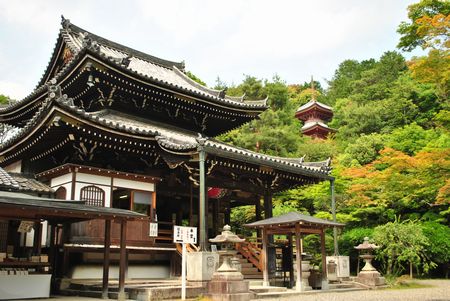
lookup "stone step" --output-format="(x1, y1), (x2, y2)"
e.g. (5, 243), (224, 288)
(250, 286), (287, 293)
(128, 285), (206, 300)
(60, 288), (129, 300)
(240, 262), (254, 268)
(242, 267), (259, 274)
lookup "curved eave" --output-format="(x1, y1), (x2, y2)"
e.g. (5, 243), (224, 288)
(202, 143), (332, 180)
(81, 50), (267, 113)
(302, 123), (337, 134)
(0, 103), (159, 161)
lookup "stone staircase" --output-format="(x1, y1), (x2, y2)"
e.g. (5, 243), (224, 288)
(236, 253), (263, 279)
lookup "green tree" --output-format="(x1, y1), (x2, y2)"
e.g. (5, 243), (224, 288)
(0, 94), (10, 105)
(397, 0), (450, 51)
(374, 219), (435, 277)
(185, 71), (207, 86)
(421, 221), (450, 277)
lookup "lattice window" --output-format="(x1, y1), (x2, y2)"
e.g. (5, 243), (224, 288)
(55, 186), (67, 200)
(80, 185), (105, 207)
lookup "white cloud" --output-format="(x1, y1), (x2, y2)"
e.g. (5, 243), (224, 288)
(0, 80), (28, 100)
(0, 0), (418, 98)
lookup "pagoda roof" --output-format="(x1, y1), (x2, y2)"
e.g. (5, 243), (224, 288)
(0, 17), (267, 117)
(0, 93), (332, 180)
(301, 120), (335, 132)
(296, 100), (333, 114)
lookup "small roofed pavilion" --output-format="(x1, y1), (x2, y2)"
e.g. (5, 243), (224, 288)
(0, 189), (147, 300)
(245, 212), (344, 291)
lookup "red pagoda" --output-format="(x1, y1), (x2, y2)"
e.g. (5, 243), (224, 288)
(295, 82), (335, 139)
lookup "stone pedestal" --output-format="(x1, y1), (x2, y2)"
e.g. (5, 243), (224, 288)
(187, 252), (219, 282)
(301, 261), (312, 290)
(356, 271), (386, 286)
(206, 252), (251, 301)
(355, 254), (386, 287)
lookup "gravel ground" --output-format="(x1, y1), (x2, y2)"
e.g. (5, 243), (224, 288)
(15, 279), (450, 301)
(262, 280), (450, 301)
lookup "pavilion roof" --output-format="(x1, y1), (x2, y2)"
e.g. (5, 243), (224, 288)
(0, 190), (147, 222)
(245, 211), (344, 228)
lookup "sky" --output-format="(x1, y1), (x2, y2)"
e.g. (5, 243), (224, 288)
(0, 0), (423, 100)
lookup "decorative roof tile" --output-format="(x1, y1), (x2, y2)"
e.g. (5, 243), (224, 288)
(0, 167), (20, 190)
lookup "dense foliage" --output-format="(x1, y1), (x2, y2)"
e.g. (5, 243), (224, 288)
(221, 0), (449, 277)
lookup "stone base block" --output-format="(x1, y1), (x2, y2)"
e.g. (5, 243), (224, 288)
(208, 279), (249, 294)
(187, 252), (219, 282)
(356, 271), (386, 286)
(206, 292), (252, 301)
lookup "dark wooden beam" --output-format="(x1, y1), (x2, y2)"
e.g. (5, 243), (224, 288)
(102, 219), (111, 299)
(320, 229), (327, 288)
(295, 224), (302, 291)
(118, 220), (127, 301)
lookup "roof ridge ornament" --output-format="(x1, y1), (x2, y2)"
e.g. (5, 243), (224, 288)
(61, 15), (71, 29)
(81, 32), (100, 52)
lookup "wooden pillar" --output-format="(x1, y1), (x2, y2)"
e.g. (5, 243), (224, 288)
(189, 184), (194, 226)
(224, 201), (231, 226)
(48, 223), (56, 275)
(118, 220), (127, 301)
(151, 192), (157, 221)
(198, 148), (207, 251)
(261, 227), (269, 287)
(263, 187), (275, 275)
(288, 234), (295, 288)
(295, 224), (303, 291)
(330, 179), (338, 255)
(102, 219), (111, 299)
(256, 198), (262, 238)
(320, 229), (328, 290)
(33, 221), (43, 256)
(212, 199), (219, 235)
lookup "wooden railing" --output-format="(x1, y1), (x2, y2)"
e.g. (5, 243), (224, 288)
(70, 219), (175, 247)
(175, 242), (200, 254)
(236, 239), (263, 271)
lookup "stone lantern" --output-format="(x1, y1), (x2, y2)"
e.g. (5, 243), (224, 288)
(354, 237), (385, 286)
(207, 225), (252, 301)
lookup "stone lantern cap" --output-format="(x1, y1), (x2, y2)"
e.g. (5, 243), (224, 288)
(354, 237), (380, 250)
(209, 225), (245, 243)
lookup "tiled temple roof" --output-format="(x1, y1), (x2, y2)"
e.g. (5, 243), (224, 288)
(0, 94), (332, 178)
(56, 17), (266, 108)
(0, 167), (20, 190)
(0, 167), (53, 193)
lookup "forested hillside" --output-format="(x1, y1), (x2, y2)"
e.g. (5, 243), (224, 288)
(217, 0), (449, 277)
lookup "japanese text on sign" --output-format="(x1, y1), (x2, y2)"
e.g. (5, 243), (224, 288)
(173, 226), (197, 244)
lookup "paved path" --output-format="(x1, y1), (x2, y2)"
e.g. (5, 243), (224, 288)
(261, 280), (450, 301)
(16, 279), (450, 301)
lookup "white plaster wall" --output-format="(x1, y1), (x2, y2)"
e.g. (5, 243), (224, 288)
(113, 178), (154, 191)
(76, 173), (110, 186)
(74, 182), (111, 207)
(51, 183), (72, 200)
(50, 173), (72, 187)
(3, 160), (21, 173)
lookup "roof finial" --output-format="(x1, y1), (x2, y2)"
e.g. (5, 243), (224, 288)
(311, 75), (316, 101)
(61, 15), (71, 29)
